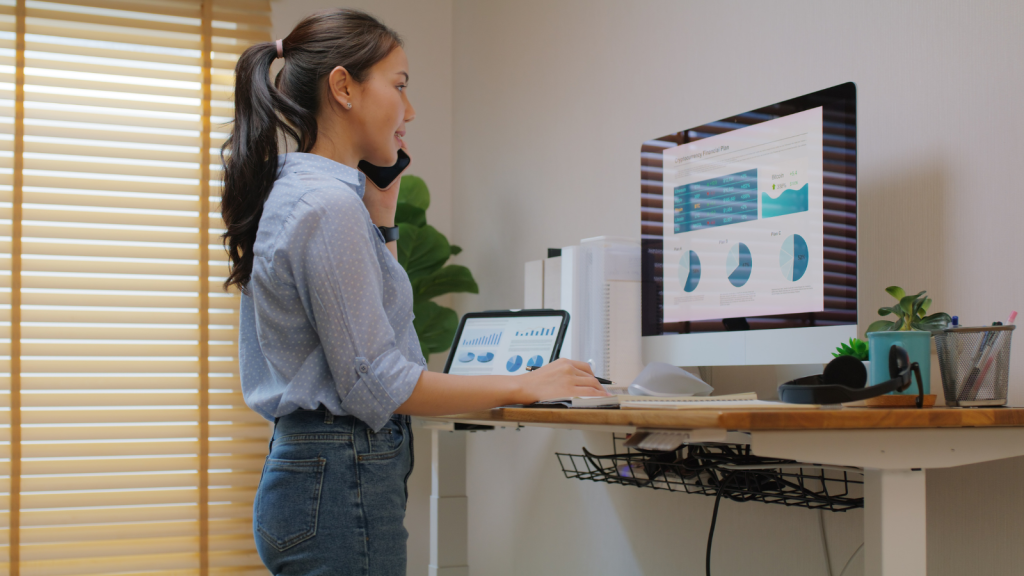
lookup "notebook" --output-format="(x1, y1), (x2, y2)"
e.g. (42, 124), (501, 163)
(528, 392), (762, 409)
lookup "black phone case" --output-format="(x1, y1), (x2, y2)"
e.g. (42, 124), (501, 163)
(358, 148), (410, 189)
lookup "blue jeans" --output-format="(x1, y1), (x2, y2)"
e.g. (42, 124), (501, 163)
(254, 409), (414, 575)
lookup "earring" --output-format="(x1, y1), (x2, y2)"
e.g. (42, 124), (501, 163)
(346, 102), (352, 109)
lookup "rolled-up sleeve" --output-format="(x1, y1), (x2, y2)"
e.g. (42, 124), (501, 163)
(286, 190), (423, 431)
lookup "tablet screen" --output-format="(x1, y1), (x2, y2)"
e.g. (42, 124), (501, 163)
(444, 313), (566, 376)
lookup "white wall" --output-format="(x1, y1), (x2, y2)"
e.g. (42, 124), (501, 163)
(451, 1), (1024, 575)
(270, 3), (453, 574)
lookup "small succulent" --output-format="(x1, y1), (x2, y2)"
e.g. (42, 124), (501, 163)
(833, 337), (869, 361)
(866, 286), (951, 333)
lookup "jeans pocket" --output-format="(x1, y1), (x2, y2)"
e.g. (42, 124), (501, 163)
(255, 457), (326, 551)
(360, 418), (406, 462)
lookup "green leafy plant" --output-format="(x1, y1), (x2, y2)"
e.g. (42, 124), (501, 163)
(394, 175), (479, 360)
(833, 337), (869, 361)
(866, 286), (951, 333)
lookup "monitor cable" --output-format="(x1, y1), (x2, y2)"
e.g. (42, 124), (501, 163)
(705, 472), (733, 576)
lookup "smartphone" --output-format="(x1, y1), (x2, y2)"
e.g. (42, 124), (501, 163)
(358, 148), (410, 190)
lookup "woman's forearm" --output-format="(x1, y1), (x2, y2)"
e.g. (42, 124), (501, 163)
(394, 370), (526, 416)
(394, 358), (608, 417)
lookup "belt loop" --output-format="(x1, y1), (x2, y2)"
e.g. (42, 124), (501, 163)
(324, 410), (334, 424)
(269, 417), (279, 453)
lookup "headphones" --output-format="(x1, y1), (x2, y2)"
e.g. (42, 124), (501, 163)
(777, 344), (925, 408)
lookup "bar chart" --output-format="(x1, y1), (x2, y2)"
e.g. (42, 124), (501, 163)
(514, 327), (558, 337)
(462, 331), (502, 347)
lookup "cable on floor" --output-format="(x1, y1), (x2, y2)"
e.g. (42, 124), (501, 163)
(818, 509), (833, 576)
(839, 543), (864, 576)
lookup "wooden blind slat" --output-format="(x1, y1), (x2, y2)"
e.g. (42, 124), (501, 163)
(0, 0), (271, 572)
(10, 1), (24, 574)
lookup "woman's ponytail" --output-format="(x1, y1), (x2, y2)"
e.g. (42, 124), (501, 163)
(220, 9), (402, 292)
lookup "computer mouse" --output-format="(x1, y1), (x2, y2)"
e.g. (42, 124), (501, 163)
(627, 362), (713, 397)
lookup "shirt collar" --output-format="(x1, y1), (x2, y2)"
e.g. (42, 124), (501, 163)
(279, 152), (366, 198)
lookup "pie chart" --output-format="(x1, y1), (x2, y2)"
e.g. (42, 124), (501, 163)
(458, 352), (475, 363)
(476, 352), (495, 363)
(779, 234), (809, 281)
(526, 355), (544, 369)
(506, 355), (523, 372)
(726, 243), (752, 287)
(678, 250), (701, 293)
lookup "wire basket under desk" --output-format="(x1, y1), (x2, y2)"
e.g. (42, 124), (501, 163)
(556, 440), (864, 512)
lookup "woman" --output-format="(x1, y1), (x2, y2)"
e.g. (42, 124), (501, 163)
(221, 9), (606, 575)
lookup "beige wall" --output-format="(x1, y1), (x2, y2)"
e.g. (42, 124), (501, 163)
(452, 1), (1024, 575)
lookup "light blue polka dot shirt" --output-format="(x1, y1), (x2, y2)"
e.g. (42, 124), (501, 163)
(238, 153), (426, 432)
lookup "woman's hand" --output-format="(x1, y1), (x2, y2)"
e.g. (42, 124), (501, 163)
(514, 358), (609, 404)
(361, 145), (409, 228)
(362, 172), (401, 227)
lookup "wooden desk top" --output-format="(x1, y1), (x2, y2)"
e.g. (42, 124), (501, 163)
(441, 406), (1024, 430)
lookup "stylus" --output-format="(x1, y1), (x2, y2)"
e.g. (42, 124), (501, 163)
(595, 377), (613, 385)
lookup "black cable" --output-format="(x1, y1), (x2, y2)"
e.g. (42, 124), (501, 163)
(706, 473), (733, 576)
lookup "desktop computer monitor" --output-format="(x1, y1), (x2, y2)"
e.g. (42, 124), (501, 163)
(640, 83), (857, 366)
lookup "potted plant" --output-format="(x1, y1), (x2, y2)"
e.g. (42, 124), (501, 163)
(864, 286), (951, 394)
(394, 175), (480, 362)
(833, 337), (870, 374)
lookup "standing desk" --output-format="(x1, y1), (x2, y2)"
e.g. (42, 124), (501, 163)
(418, 406), (1024, 576)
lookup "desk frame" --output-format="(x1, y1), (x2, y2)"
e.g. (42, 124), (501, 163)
(417, 407), (1024, 576)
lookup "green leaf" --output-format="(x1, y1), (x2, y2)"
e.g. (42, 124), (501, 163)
(449, 245), (463, 255)
(919, 298), (932, 316)
(911, 294), (928, 319)
(397, 224), (450, 282)
(885, 286), (906, 301)
(899, 292), (924, 316)
(851, 339), (869, 360)
(918, 312), (951, 329)
(412, 300), (459, 358)
(398, 175), (430, 211)
(394, 203), (426, 227)
(893, 317), (906, 331)
(396, 223), (419, 269)
(866, 320), (895, 333)
(878, 306), (901, 317)
(412, 265), (479, 304)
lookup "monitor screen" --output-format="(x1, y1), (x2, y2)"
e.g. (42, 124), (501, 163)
(641, 83), (856, 341)
(443, 311), (569, 376)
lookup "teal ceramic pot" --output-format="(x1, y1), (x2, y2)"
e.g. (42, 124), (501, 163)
(867, 330), (930, 394)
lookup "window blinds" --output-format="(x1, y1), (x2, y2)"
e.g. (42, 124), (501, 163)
(0, 1), (272, 574)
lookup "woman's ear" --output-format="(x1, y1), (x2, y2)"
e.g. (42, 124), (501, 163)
(327, 66), (354, 110)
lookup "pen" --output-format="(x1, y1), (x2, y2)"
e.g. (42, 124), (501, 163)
(960, 322), (999, 400)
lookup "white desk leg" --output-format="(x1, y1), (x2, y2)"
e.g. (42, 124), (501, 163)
(864, 469), (926, 576)
(429, 429), (469, 576)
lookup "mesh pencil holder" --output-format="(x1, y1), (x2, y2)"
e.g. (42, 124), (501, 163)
(934, 325), (1015, 407)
